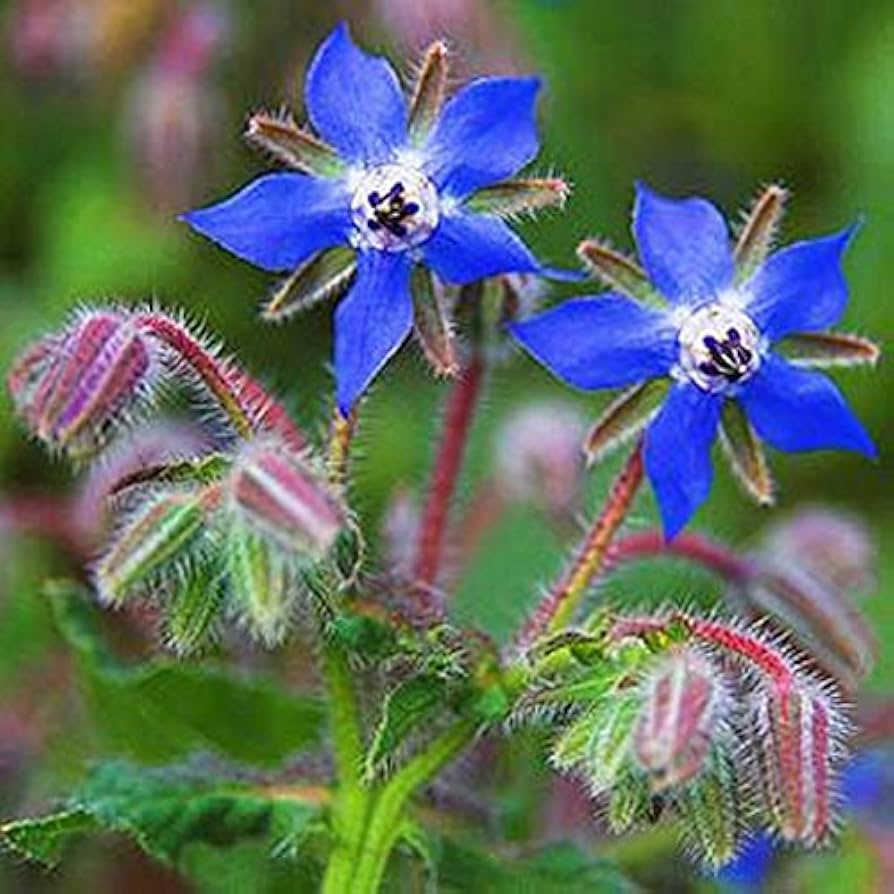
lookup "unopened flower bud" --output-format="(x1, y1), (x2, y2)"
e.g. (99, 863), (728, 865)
(763, 507), (875, 595)
(227, 526), (299, 646)
(495, 401), (586, 518)
(227, 441), (345, 560)
(753, 680), (846, 845)
(95, 486), (217, 604)
(633, 647), (726, 792)
(8, 310), (158, 458)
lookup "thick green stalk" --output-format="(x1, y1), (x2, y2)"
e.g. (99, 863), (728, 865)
(320, 640), (371, 893)
(350, 718), (479, 893)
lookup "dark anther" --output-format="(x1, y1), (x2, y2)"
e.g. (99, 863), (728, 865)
(367, 181), (419, 237)
(701, 328), (754, 381)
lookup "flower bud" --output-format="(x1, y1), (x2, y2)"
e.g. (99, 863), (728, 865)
(633, 647), (726, 792)
(494, 401), (586, 519)
(226, 526), (299, 646)
(8, 310), (158, 458)
(227, 441), (345, 560)
(752, 680), (846, 845)
(94, 486), (217, 604)
(763, 508), (875, 594)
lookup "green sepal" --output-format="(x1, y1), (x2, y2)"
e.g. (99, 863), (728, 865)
(261, 246), (356, 322)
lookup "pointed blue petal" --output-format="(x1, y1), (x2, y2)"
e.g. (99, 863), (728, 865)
(423, 77), (540, 199)
(181, 174), (351, 272)
(737, 353), (876, 457)
(422, 211), (540, 284)
(335, 251), (413, 414)
(633, 182), (735, 305)
(644, 383), (722, 539)
(305, 22), (407, 164)
(509, 294), (677, 390)
(745, 226), (858, 341)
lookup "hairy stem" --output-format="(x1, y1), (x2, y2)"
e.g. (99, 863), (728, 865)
(327, 407), (357, 492)
(412, 352), (485, 595)
(516, 443), (645, 650)
(319, 639), (370, 893)
(350, 718), (479, 893)
(607, 529), (755, 583)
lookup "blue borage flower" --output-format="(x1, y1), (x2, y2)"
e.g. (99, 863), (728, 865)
(511, 183), (877, 538)
(182, 23), (567, 413)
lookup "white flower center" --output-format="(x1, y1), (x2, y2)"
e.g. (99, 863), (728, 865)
(678, 303), (762, 393)
(350, 164), (439, 252)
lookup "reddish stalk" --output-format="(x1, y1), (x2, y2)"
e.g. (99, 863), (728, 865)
(412, 352), (485, 594)
(516, 443), (645, 650)
(607, 529), (755, 584)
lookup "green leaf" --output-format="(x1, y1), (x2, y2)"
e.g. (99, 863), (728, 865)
(48, 582), (324, 766)
(72, 761), (318, 866)
(365, 675), (448, 780)
(438, 839), (635, 893)
(0, 809), (97, 868)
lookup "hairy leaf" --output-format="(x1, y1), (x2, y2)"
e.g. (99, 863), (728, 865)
(0, 810), (97, 868)
(365, 675), (448, 780)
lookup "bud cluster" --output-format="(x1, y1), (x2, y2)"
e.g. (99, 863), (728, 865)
(528, 608), (850, 868)
(8, 306), (346, 650)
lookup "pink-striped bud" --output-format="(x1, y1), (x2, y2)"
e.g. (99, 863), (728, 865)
(8, 310), (157, 458)
(753, 679), (846, 845)
(495, 401), (586, 518)
(633, 647), (727, 792)
(227, 441), (345, 560)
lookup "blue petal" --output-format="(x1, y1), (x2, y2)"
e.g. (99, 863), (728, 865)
(737, 354), (876, 457)
(644, 383), (722, 539)
(423, 77), (540, 199)
(633, 182), (735, 305)
(334, 251), (413, 414)
(509, 294), (677, 390)
(422, 210), (540, 284)
(745, 226), (858, 341)
(304, 22), (407, 164)
(181, 174), (350, 272)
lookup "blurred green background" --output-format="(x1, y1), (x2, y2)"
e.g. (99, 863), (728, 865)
(0, 0), (891, 889)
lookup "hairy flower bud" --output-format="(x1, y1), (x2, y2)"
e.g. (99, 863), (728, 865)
(94, 486), (218, 604)
(633, 647), (727, 792)
(495, 401), (586, 518)
(227, 441), (345, 560)
(752, 680), (847, 845)
(8, 310), (158, 458)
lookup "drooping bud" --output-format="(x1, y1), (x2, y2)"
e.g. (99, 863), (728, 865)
(494, 401), (586, 519)
(752, 679), (846, 845)
(763, 508), (875, 595)
(226, 440), (345, 560)
(633, 647), (727, 792)
(94, 486), (219, 604)
(226, 526), (300, 646)
(164, 559), (223, 656)
(8, 309), (158, 458)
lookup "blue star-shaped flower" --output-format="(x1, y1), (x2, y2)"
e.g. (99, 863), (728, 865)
(182, 23), (551, 413)
(511, 183), (877, 538)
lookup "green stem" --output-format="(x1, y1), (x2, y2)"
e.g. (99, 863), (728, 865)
(350, 718), (479, 893)
(320, 640), (371, 893)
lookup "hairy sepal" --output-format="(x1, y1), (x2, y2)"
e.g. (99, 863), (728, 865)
(408, 40), (449, 143)
(777, 332), (881, 368)
(412, 266), (458, 377)
(466, 178), (569, 219)
(584, 379), (667, 466)
(734, 183), (789, 281)
(577, 239), (661, 305)
(261, 246), (356, 323)
(720, 401), (775, 506)
(244, 109), (344, 176)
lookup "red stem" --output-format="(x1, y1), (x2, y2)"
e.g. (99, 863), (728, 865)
(607, 529), (755, 583)
(516, 443), (644, 650)
(412, 353), (485, 594)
